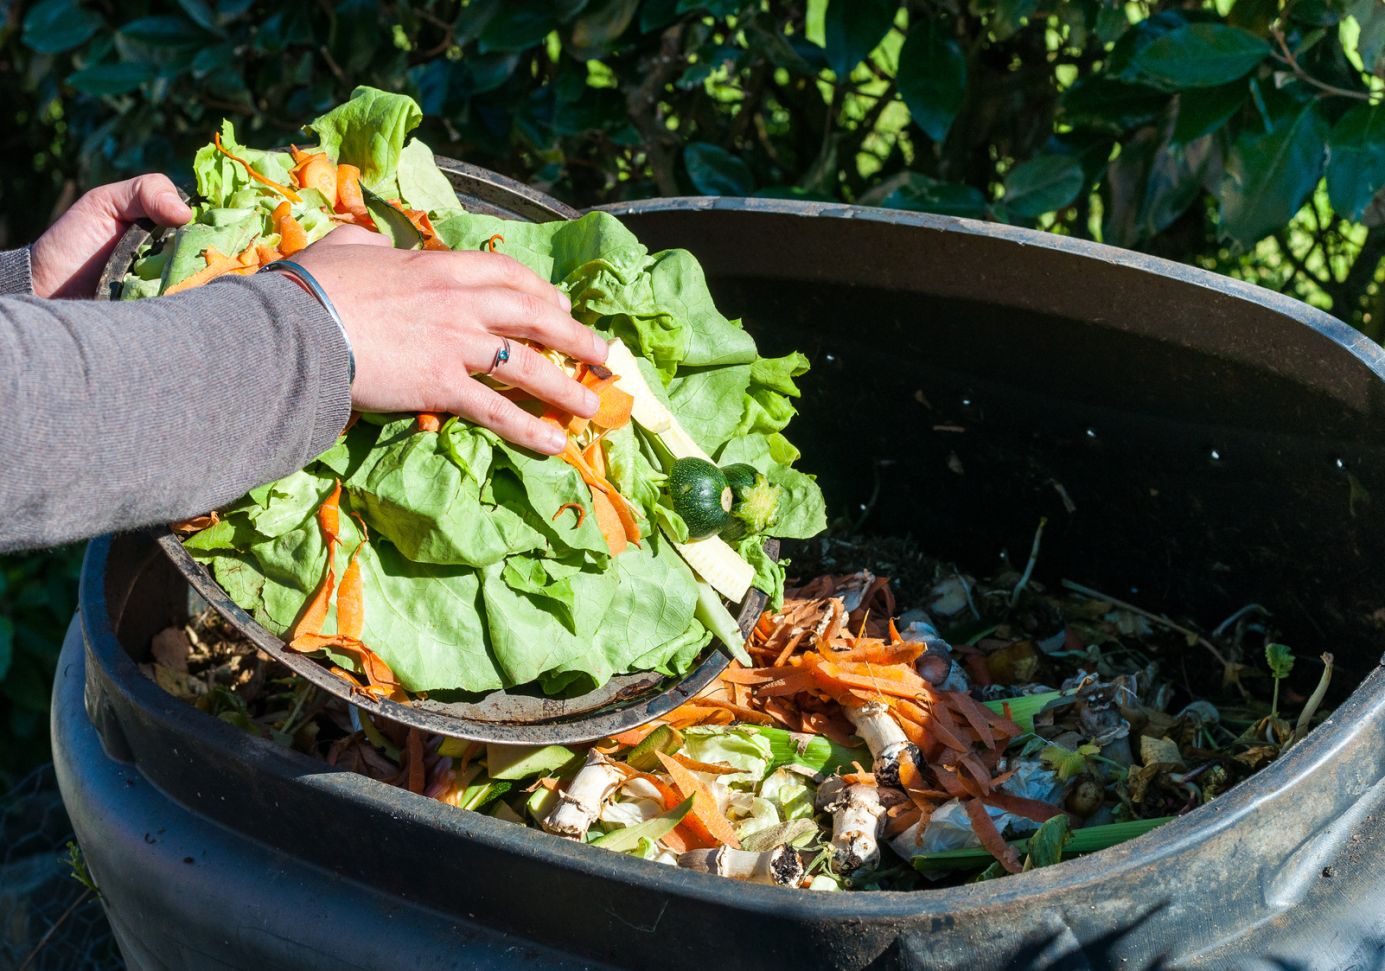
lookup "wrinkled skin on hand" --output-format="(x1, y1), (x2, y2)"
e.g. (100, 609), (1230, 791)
(31, 174), (193, 299)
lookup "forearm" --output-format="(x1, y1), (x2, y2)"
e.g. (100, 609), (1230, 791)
(0, 274), (351, 552)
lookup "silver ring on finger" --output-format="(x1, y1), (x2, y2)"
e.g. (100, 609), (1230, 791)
(484, 337), (512, 376)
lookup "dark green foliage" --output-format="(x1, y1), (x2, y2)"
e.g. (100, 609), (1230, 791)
(0, 547), (82, 786)
(2, 0), (1385, 784)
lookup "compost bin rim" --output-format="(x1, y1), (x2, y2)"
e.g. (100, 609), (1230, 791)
(81, 528), (1385, 918)
(596, 196), (1384, 382)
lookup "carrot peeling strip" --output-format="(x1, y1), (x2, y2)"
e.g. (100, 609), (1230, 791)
(552, 502), (587, 527)
(213, 131), (301, 201)
(416, 412), (443, 433)
(486, 233), (504, 252)
(655, 752), (741, 848)
(964, 797), (1022, 874)
(334, 163), (374, 228)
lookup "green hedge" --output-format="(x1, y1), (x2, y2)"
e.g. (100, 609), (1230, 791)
(2, 0), (1383, 782)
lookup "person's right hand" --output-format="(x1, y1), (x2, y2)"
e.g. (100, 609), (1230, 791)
(292, 225), (608, 456)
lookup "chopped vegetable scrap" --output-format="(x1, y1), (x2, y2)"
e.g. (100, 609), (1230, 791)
(147, 531), (1333, 890)
(128, 87), (826, 698)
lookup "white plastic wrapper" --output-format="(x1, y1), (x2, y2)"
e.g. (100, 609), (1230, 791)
(835, 571), (876, 613)
(887, 761), (1062, 860)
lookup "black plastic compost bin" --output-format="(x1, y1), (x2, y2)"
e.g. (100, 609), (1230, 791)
(53, 193), (1385, 971)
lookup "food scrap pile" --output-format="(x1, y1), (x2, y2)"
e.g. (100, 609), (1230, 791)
(147, 538), (1333, 889)
(135, 86), (826, 700)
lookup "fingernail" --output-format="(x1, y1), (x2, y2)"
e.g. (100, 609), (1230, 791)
(163, 192), (192, 221)
(583, 389), (600, 414)
(559, 291), (572, 312)
(546, 427), (568, 453)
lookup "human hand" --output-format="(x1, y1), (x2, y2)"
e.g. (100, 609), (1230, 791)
(294, 226), (608, 455)
(31, 175), (193, 299)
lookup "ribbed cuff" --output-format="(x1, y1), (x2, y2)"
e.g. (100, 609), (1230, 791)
(0, 247), (34, 296)
(235, 272), (354, 457)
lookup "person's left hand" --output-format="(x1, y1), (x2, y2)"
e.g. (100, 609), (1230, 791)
(30, 175), (194, 299)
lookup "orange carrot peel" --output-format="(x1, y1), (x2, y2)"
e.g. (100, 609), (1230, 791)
(288, 483), (405, 701)
(213, 131), (301, 202)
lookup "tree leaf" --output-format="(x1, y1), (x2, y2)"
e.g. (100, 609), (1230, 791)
(1132, 23), (1270, 89)
(896, 19), (967, 143)
(1060, 77), (1170, 134)
(21, 0), (103, 54)
(823, 0), (896, 79)
(1350, 0), (1385, 74)
(568, 0), (640, 60)
(1326, 103), (1385, 222)
(0, 616), (13, 681)
(876, 173), (988, 218)
(1172, 81), (1248, 145)
(68, 62), (157, 96)
(990, 0), (1039, 41)
(175, 0), (222, 34)
(478, 2), (559, 53)
(1218, 103), (1325, 247)
(684, 142), (753, 195)
(1001, 154), (1085, 219)
(119, 15), (212, 48)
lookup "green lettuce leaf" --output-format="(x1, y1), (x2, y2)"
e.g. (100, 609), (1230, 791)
(397, 137), (462, 214)
(302, 85), (423, 192)
(143, 92), (828, 697)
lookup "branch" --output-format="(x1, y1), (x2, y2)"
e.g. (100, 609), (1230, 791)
(1326, 226), (1385, 322)
(1270, 28), (1378, 104)
(1273, 231), (1330, 289)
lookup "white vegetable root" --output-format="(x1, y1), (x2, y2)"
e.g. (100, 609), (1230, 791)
(815, 777), (906, 875)
(845, 702), (919, 788)
(541, 750), (625, 840)
(677, 846), (805, 886)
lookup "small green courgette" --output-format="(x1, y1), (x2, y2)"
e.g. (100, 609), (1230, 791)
(668, 457), (733, 540)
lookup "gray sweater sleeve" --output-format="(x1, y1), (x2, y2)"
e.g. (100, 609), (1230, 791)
(0, 270), (352, 552)
(0, 247), (33, 296)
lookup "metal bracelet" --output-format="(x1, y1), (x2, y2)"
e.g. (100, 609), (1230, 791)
(260, 259), (356, 385)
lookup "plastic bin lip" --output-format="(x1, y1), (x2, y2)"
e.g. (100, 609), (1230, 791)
(596, 195), (1385, 384)
(78, 525), (1385, 919)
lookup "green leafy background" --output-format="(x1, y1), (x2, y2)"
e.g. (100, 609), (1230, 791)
(3, 0), (1385, 785)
